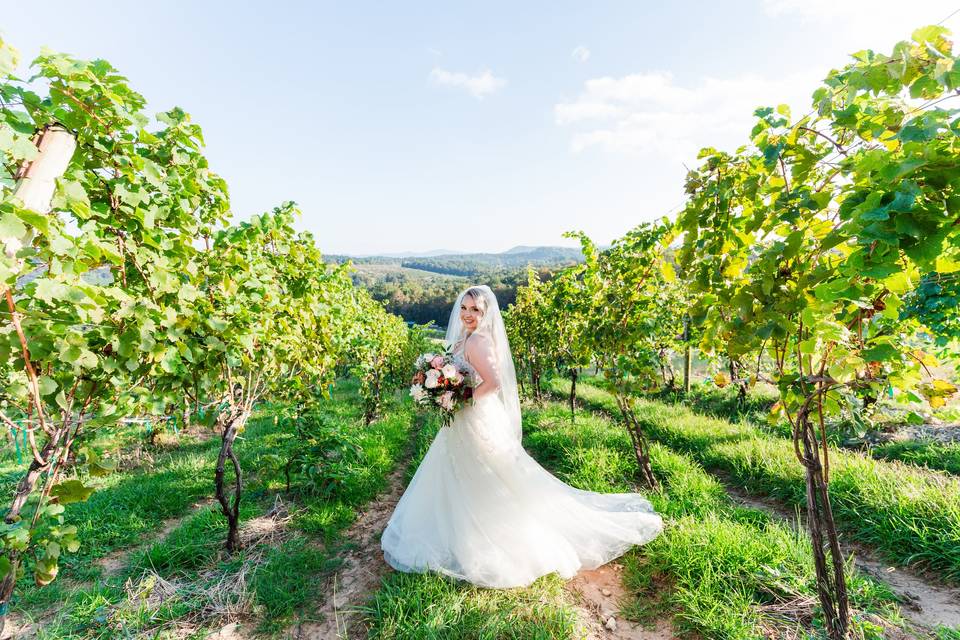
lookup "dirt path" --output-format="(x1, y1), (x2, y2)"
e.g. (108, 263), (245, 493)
(722, 482), (960, 634)
(286, 459), (411, 640)
(565, 562), (675, 640)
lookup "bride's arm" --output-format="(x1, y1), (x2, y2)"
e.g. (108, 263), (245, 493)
(464, 334), (500, 401)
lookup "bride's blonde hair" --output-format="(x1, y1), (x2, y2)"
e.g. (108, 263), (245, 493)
(463, 287), (489, 316)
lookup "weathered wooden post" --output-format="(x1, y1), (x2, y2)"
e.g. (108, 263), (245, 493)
(12, 123), (76, 213)
(683, 315), (692, 394)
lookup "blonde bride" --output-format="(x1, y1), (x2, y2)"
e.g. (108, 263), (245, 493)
(380, 285), (662, 588)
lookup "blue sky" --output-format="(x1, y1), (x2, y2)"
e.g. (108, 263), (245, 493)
(4, 1), (959, 255)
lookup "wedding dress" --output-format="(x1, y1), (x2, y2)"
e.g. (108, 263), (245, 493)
(380, 285), (663, 589)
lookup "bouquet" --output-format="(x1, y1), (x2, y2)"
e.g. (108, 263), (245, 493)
(409, 351), (474, 426)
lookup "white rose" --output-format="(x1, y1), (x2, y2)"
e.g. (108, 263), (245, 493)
(424, 369), (440, 389)
(441, 363), (458, 379)
(409, 384), (426, 402)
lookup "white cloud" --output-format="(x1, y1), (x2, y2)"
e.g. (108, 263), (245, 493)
(762, 0), (954, 20)
(429, 67), (506, 99)
(554, 70), (819, 160)
(761, 0), (959, 50)
(571, 45), (590, 63)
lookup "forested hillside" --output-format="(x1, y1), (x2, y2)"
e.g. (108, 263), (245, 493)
(327, 247), (580, 325)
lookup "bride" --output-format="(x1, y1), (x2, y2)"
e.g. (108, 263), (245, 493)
(380, 285), (663, 588)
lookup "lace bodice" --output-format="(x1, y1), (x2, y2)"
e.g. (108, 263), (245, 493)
(451, 351), (481, 387)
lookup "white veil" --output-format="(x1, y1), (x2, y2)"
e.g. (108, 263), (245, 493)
(444, 285), (523, 441)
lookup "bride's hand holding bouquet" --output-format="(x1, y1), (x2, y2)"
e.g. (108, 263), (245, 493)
(409, 351), (474, 426)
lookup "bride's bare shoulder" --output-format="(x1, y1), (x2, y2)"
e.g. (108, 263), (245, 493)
(463, 333), (493, 358)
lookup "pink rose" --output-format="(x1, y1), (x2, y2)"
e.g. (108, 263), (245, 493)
(439, 391), (454, 410)
(430, 355), (445, 369)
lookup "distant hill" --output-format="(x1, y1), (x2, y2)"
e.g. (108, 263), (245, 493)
(326, 246), (583, 278)
(502, 245), (577, 255)
(353, 249), (464, 259)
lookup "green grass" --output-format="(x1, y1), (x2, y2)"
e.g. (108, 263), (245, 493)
(521, 401), (902, 640)
(652, 380), (779, 426)
(870, 439), (960, 476)
(17, 380), (420, 638)
(361, 572), (579, 640)
(251, 537), (341, 634)
(125, 504), (253, 578)
(278, 395), (419, 541)
(14, 431), (227, 611)
(0, 424), (222, 592)
(550, 378), (960, 585)
(361, 396), (905, 640)
(59, 447), (218, 574)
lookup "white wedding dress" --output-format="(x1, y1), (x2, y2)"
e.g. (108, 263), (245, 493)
(380, 286), (663, 589)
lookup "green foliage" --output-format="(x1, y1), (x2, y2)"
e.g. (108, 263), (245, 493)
(504, 267), (555, 397)
(395, 247), (583, 276)
(673, 27), (960, 635)
(188, 204), (355, 412)
(904, 272), (960, 346)
(0, 32), (409, 607)
(345, 292), (418, 424)
(567, 222), (686, 393)
(678, 26), (960, 437)
(260, 384), (418, 541)
(283, 407), (371, 499)
(14, 387), (418, 636)
(341, 260), (556, 327)
(0, 34), (229, 591)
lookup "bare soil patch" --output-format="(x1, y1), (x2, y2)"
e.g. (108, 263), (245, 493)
(565, 562), (675, 640)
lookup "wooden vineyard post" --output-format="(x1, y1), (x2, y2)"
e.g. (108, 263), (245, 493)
(683, 315), (692, 394)
(12, 124), (76, 214)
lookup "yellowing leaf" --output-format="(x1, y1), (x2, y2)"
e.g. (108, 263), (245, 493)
(660, 261), (676, 283)
(935, 255), (960, 273)
(883, 271), (912, 294)
(932, 379), (956, 393)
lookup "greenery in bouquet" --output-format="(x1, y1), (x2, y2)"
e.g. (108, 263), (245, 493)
(409, 351), (474, 425)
